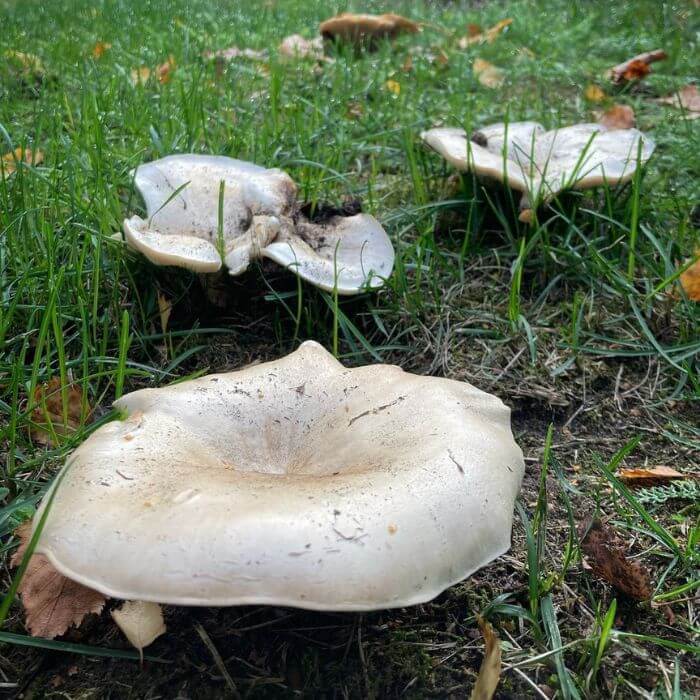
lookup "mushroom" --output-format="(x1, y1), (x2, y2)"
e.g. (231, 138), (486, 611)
(421, 121), (655, 221)
(31, 341), (524, 612)
(319, 13), (419, 46)
(122, 154), (394, 295)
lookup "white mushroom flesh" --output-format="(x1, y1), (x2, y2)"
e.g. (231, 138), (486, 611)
(32, 341), (524, 611)
(421, 121), (655, 209)
(123, 154), (394, 294)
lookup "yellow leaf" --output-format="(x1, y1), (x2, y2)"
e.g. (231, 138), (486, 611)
(485, 18), (513, 43)
(470, 617), (502, 700)
(157, 291), (173, 334)
(458, 18), (512, 48)
(5, 50), (45, 81)
(473, 58), (504, 88)
(385, 79), (401, 95)
(1, 147), (43, 179)
(130, 66), (151, 85)
(157, 55), (176, 83)
(617, 466), (688, 486)
(92, 42), (112, 59)
(584, 84), (606, 103)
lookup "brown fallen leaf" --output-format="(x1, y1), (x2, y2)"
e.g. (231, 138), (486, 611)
(91, 42), (111, 59)
(278, 34), (326, 62)
(680, 253), (700, 301)
(598, 104), (635, 130)
(130, 56), (175, 86)
(1, 147), (44, 179)
(30, 378), (86, 447)
(608, 49), (666, 84)
(473, 58), (504, 89)
(156, 55), (176, 84)
(655, 84), (700, 120)
(584, 84), (607, 103)
(458, 18), (513, 48)
(618, 466), (687, 486)
(11, 522), (106, 638)
(320, 13), (419, 45)
(470, 616), (502, 700)
(579, 518), (652, 601)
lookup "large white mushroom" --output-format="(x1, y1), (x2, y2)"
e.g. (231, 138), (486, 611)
(421, 121), (655, 221)
(31, 341), (524, 613)
(122, 155), (394, 294)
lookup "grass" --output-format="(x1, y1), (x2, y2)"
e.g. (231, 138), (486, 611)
(1, 0), (699, 696)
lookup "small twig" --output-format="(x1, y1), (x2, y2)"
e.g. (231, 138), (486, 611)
(195, 623), (241, 699)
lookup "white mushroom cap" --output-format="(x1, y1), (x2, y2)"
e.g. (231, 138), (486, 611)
(32, 341), (524, 611)
(421, 121), (655, 212)
(123, 154), (394, 294)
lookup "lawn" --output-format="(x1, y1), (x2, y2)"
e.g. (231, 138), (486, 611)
(1, 0), (699, 697)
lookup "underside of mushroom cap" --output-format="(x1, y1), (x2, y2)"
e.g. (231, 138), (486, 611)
(123, 154), (394, 293)
(32, 341), (524, 611)
(421, 121), (655, 207)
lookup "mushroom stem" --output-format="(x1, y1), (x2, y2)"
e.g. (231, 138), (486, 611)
(197, 269), (232, 307)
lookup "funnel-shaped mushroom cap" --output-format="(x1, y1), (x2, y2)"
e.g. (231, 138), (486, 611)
(32, 342), (524, 611)
(421, 122), (655, 209)
(123, 155), (394, 294)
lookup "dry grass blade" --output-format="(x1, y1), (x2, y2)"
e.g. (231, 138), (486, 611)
(579, 519), (652, 601)
(458, 18), (512, 48)
(470, 616), (502, 700)
(10, 523), (106, 638)
(617, 466), (687, 486)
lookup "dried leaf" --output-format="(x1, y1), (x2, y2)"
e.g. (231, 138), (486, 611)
(402, 54), (413, 72)
(111, 601), (166, 657)
(584, 84), (607, 103)
(385, 79), (401, 95)
(473, 58), (504, 89)
(680, 253), (700, 301)
(608, 49), (666, 84)
(278, 34), (326, 62)
(5, 50), (45, 81)
(156, 55), (175, 84)
(130, 66), (151, 85)
(157, 291), (173, 334)
(11, 522), (106, 638)
(617, 466), (687, 486)
(346, 101), (364, 119)
(655, 84), (700, 120)
(579, 519), (652, 601)
(320, 13), (419, 45)
(598, 104), (635, 130)
(458, 18), (512, 48)
(30, 378), (86, 447)
(1, 147), (44, 179)
(91, 42), (112, 59)
(470, 616), (502, 700)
